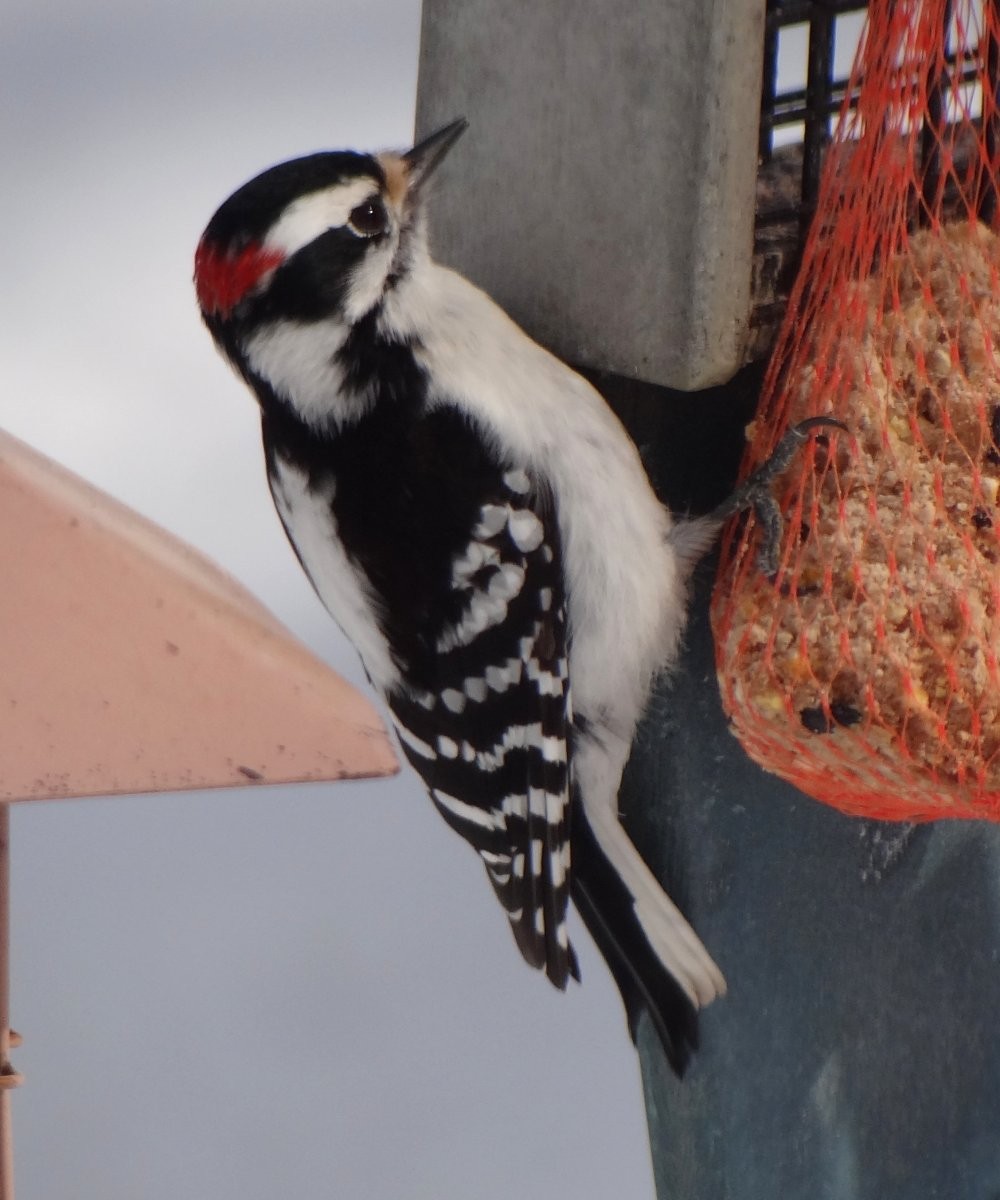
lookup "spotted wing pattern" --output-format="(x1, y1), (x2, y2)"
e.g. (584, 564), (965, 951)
(387, 468), (578, 987)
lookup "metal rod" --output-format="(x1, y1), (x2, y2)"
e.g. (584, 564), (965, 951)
(768, 0), (867, 18)
(771, 51), (980, 127)
(921, 0), (955, 224)
(759, 15), (781, 161)
(982, 0), (1000, 224)
(0, 805), (14, 1200)
(802, 3), (837, 229)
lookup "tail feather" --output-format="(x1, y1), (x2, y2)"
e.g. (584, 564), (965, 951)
(570, 803), (723, 1076)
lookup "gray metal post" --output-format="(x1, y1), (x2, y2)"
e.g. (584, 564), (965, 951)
(416, 3), (1000, 1195)
(416, 0), (765, 390)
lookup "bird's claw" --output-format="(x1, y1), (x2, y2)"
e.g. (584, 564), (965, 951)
(715, 417), (846, 579)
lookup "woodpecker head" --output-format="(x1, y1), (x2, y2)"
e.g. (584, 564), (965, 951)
(194, 119), (467, 363)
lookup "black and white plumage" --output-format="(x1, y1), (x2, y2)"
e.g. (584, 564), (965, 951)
(195, 120), (729, 1072)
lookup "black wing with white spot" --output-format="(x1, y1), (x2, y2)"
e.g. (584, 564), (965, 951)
(387, 467), (579, 989)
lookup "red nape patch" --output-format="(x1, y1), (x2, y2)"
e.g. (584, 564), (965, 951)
(194, 239), (284, 316)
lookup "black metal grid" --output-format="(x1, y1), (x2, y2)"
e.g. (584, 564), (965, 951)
(760, 0), (1000, 228)
(759, 1), (869, 223)
(750, 2), (869, 358)
(749, 0), (1000, 358)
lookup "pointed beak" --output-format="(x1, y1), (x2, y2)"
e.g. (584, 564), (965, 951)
(403, 118), (468, 192)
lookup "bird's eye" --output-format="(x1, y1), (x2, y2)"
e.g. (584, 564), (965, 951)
(348, 197), (389, 239)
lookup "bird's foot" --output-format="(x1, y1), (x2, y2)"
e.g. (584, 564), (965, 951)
(714, 417), (847, 578)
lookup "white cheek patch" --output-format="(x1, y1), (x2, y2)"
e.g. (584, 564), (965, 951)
(263, 178), (384, 259)
(343, 239), (397, 324)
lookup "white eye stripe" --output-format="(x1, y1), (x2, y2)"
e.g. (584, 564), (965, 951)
(264, 178), (385, 259)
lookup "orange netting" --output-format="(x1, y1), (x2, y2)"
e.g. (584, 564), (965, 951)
(712, 0), (1000, 821)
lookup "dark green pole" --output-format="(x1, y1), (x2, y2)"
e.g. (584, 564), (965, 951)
(416, 2), (1000, 1193)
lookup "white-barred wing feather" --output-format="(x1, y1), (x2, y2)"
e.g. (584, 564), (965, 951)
(387, 469), (578, 988)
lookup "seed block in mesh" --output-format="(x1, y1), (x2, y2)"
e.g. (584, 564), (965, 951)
(712, 0), (1000, 820)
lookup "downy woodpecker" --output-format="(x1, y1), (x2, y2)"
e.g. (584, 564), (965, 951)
(195, 120), (829, 1071)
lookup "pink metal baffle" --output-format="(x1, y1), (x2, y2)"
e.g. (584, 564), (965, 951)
(0, 429), (398, 1198)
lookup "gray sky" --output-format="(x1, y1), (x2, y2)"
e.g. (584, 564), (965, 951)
(2, 2), (656, 1197)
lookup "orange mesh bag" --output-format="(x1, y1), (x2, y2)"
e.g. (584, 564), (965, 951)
(712, 0), (1000, 820)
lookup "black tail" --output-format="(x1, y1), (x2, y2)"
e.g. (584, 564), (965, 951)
(570, 808), (699, 1076)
